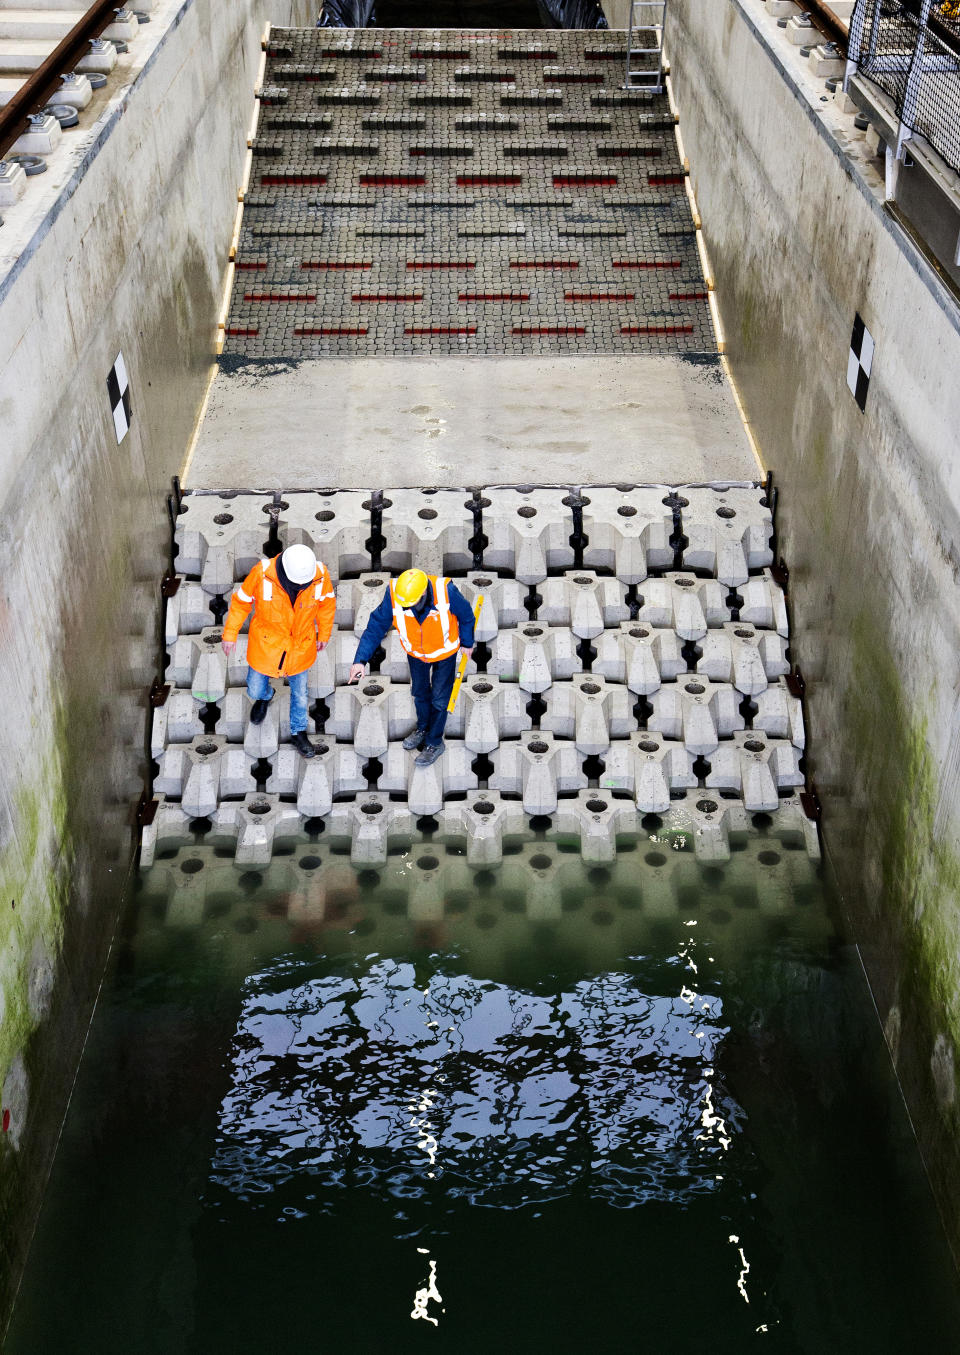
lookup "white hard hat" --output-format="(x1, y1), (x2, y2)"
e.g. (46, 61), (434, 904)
(281, 543), (317, 584)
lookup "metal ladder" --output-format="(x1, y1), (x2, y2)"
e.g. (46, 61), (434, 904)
(624, 0), (667, 93)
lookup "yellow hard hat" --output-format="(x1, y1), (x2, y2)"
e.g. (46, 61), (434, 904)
(394, 568), (428, 607)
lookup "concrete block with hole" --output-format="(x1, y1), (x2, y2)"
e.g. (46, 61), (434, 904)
(220, 688), (294, 754)
(282, 490), (372, 577)
(445, 675), (532, 751)
(602, 732), (698, 813)
(151, 691), (207, 757)
(753, 679), (805, 747)
(537, 571), (629, 637)
(380, 488), (474, 574)
(154, 736), (252, 817)
(541, 674), (636, 754)
(439, 792), (529, 866)
(648, 677), (744, 754)
(489, 730), (587, 814)
(552, 791), (638, 863)
(326, 794), (417, 865)
(705, 731), (803, 812)
(636, 573), (728, 639)
(376, 741), (478, 815)
(211, 795), (304, 866)
(139, 795), (192, 868)
(164, 579), (215, 642)
(174, 494), (280, 587)
(335, 572), (391, 631)
(266, 738), (366, 816)
(326, 675), (417, 755)
(680, 486), (773, 585)
(580, 485), (674, 582)
(593, 621), (686, 693)
(457, 572), (529, 640)
(737, 571), (790, 635)
(167, 626), (246, 700)
(481, 487), (575, 582)
(486, 622), (581, 692)
(695, 621), (789, 694)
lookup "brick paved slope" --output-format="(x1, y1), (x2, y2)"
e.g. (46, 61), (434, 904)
(223, 27), (715, 359)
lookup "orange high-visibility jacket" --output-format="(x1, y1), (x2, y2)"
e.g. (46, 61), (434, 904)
(223, 555), (336, 678)
(389, 575), (460, 662)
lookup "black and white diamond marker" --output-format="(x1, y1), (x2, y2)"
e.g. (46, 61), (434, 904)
(846, 313), (874, 413)
(107, 351), (132, 443)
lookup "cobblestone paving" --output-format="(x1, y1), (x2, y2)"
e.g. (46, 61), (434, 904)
(223, 28), (715, 358)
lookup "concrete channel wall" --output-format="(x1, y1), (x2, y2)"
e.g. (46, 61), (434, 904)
(667, 0), (960, 1259)
(0, 0), (313, 1323)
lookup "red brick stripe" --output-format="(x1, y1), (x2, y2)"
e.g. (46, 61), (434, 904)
(513, 325), (586, 335)
(405, 325), (478, 334)
(295, 326), (369, 335)
(564, 290), (635, 301)
(621, 323), (695, 334)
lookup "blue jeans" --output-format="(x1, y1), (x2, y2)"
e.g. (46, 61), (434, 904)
(247, 665), (309, 734)
(409, 653), (458, 745)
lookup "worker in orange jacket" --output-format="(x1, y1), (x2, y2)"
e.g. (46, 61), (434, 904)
(221, 544), (335, 758)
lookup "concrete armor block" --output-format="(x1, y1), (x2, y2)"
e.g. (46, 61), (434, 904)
(138, 795), (192, 868)
(307, 642), (338, 698)
(439, 792), (529, 866)
(326, 794), (417, 865)
(335, 573), (391, 631)
(481, 487), (575, 582)
(648, 677), (745, 754)
(552, 792), (638, 864)
(753, 679), (806, 747)
(151, 691), (207, 757)
(175, 495), (278, 588)
(680, 486), (774, 585)
(458, 572), (529, 638)
(601, 733), (698, 813)
(537, 571), (629, 637)
(580, 485), (674, 582)
(265, 737), (367, 815)
(705, 731), (804, 812)
(445, 675), (532, 751)
(489, 730), (588, 814)
(593, 621), (686, 694)
(167, 627), (247, 701)
(696, 622), (789, 694)
(282, 490), (371, 577)
(737, 571), (790, 636)
(380, 488), (474, 574)
(154, 736), (253, 816)
(211, 796), (304, 866)
(376, 741), (478, 814)
(637, 574), (728, 639)
(486, 622), (582, 692)
(326, 675), (418, 755)
(541, 673), (636, 753)
(220, 688), (294, 753)
(164, 579), (215, 643)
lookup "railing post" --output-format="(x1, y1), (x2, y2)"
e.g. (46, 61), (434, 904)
(896, 0), (932, 161)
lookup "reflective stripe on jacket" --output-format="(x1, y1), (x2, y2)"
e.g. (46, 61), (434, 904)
(389, 575), (460, 663)
(222, 555), (336, 678)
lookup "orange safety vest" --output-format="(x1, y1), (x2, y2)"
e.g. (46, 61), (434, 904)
(223, 555), (336, 678)
(390, 575), (460, 663)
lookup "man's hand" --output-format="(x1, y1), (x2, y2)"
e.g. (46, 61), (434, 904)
(461, 647), (474, 661)
(317, 640), (327, 652)
(348, 663), (365, 683)
(221, 639), (236, 656)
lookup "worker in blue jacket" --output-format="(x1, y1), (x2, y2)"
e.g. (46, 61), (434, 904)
(349, 569), (475, 767)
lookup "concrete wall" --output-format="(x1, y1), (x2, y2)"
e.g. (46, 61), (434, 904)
(668, 0), (960, 1259)
(0, 0), (313, 1325)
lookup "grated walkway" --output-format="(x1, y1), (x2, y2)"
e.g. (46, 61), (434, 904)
(223, 27), (713, 359)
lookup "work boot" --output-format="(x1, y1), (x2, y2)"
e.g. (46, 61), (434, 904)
(250, 698), (271, 725)
(402, 727), (426, 751)
(415, 740), (444, 768)
(290, 731), (317, 759)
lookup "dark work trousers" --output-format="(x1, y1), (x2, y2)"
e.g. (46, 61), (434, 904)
(409, 652), (459, 745)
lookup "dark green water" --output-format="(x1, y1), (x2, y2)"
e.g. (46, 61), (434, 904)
(8, 835), (960, 1353)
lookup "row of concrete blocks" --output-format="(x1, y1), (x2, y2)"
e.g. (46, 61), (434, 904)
(140, 785), (818, 869)
(168, 568), (789, 648)
(140, 839), (825, 933)
(168, 617), (788, 702)
(173, 484), (773, 589)
(151, 725), (804, 819)
(151, 670), (804, 761)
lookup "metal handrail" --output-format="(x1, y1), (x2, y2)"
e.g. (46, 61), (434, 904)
(0, 0), (119, 158)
